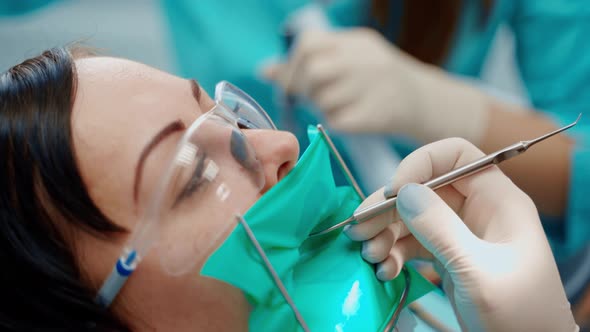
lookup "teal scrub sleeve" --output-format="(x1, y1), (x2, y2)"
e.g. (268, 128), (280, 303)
(0, 0), (56, 16)
(510, 0), (590, 259)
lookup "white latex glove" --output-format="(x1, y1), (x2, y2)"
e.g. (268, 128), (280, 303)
(344, 138), (578, 331)
(264, 28), (490, 144)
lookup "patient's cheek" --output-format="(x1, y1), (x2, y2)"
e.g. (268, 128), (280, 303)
(119, 254), (250, 331)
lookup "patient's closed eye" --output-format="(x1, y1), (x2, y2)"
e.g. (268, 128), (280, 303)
(173, 151), (209, 207)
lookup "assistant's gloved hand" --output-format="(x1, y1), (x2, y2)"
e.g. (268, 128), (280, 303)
(345, 138), (578, 331)
(264, 28), (490, 144)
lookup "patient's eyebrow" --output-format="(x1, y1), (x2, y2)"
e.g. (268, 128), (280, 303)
(133, 79), (203, 204)
(133, 120), (185, 203)
(190, 79), (201, 103)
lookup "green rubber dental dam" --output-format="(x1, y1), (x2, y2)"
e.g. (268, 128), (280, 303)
(202, 127), (434, 331)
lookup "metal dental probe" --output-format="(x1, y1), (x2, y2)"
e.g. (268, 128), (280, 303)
(310, 113), (582, 237)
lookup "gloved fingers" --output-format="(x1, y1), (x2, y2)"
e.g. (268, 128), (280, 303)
(432, 185), (466, 216)
(359, 219), (427, 266)
(261, 61), (283, 81)
(361, 228), (394, 264)
(262, 30), (336, 94)
(384, 138), (513, 203)
(373, 255), (398, 281)
(396, 183), (480, 272)
(433, 260), (450, 291)
(355, 183), (465, 246)
(383, 138), (483, 198)
(333, 27), (387, 54)
(262, 61), (301, 94)
(288, 51), (343, 99)
(436, 265), (469, 331)
(326, 101), (369, 133)
(347, 185), (464, 243)
(391, 234), (433, 264)
(300, 54), (345, 98)
(375, 236), (428, 281)
(311, 78), (356, 115)
(344, 187), (394, 241)
(389, 236), (432, 279)
(292, 29), (338, 60)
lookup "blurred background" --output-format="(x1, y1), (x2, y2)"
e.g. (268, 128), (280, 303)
(0, 0), (526, 101)
(0, 0), (173, 72)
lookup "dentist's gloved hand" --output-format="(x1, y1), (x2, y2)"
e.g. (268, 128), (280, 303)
(345, 138), (578, 331)
(263, 28), (490, 144)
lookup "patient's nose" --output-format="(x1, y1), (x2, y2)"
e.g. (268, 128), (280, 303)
(242, 130), (299, 192)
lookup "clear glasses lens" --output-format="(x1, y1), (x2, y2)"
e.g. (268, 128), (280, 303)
(154, 112), (264, 275)
(137, 82), (272, 275)
(215, 81), (276, 130)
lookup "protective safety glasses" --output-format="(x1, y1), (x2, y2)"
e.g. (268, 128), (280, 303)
(95, 81), (414, 332)
(96, 81), (275, 306)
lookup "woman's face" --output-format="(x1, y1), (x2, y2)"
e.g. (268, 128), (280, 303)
(70, 57), (299, 331)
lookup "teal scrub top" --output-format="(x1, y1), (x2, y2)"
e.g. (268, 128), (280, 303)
(0, 0), (52, 15)
(159, 0), (590, 261)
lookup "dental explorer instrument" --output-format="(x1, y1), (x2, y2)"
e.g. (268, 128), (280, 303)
(310, 113), (582, 237)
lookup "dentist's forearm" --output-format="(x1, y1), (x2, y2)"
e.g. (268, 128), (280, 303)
(479, 104), (573, 218)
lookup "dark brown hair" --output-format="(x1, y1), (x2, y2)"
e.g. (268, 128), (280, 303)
(372, 0), (494, 65)
(0, 48), (129, 331)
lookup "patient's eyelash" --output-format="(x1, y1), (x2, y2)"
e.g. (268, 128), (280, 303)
(237, 121), (251, 130)
(172, 152), (208, 208)
(233, 103), (257, 129)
